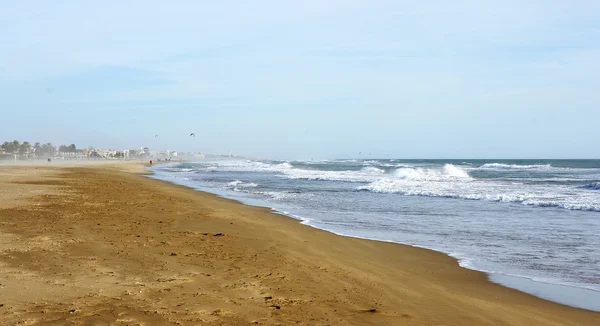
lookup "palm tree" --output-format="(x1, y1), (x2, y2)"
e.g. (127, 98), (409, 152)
(41, 143), (54, 157)
(10, 140), (20, 154)
(19, 141), (31, 155)
(34, 142), (41, 156)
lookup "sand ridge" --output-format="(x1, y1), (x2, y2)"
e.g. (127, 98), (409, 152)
(0, 163), (598, 325)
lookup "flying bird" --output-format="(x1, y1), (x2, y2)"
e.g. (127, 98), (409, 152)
(190, 133), (195, 137)
(155, 134), (159, 138)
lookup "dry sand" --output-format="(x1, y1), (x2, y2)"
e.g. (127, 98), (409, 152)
(0, 162), (598, 325)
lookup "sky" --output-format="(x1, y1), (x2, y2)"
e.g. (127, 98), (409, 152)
(1, 0), (599, 159)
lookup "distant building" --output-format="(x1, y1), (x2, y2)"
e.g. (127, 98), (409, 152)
(127, 149), (143, 157)
(59, 152), (78, 157)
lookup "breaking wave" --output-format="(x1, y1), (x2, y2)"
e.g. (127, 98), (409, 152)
(479, 163), (552, 170)
(228, 180), (258, 188)
(580, 182), (600, 190)
(358, 180), (600, 212)
(393, 164), (471, 181)
(283, 166), (385, 182)
(161, 160), (600, 213)
(276, 162), (294, 169)
(199, 160), (294, 173)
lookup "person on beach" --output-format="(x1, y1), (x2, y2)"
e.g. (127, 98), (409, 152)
(149, 160), (153, 166)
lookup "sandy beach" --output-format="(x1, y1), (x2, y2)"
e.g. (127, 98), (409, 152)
(0, 162), (598, 325)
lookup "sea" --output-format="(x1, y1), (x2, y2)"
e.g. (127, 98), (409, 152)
(150, 159), (600, 311)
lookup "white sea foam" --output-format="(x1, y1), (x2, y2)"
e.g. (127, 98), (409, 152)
(358, 178), (600, 212)
(276, 162), (294, 169)
(580, 182), (600, 190)
(444, 164), (471, 178)
(199, 160), (291, 173)
(378, 163), (400, 167)
(255, 191), (297, 201)
(520, 200), (600, 212)
(203, 161), (470, 183)
(360, 166), (385, 174)
(358, 179), (480, 199)
(228, 180), (258, 191)
(195, 160), (387, 182)
(162, 167), (195, 173)
(392, 164), (471, 181)
(479, 163), (552, 170)
(172, 160), (600, 212)
(282, 166), (385, 182)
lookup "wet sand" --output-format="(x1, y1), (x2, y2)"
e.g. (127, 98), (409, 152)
(0, 162), (598, 325)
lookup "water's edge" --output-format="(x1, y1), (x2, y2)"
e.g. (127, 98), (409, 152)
(146, 167), (600, 312)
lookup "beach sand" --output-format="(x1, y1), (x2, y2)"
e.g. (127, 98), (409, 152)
(0, 162), (598, 325)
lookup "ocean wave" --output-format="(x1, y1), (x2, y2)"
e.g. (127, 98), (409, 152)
(358, 180), (600, 212)
(377, 163), (413, 168)
(357, 179), (479, 199)
(520, 200), (600, 212)
(160, 167), (195, 173)
(479, 163), (552, 170)
(195, 160), (470, 183)
(282, 166), (385, 182)
(276, 162), (294, 169)
(362, 160), (379, 165)
(361, 166), (385, 174)
(496, 177), (597, 183)
(393, 164), (471, 181)
(254, 191), (299, 201)
(228, 180), (258, 188)
(190, 160), (388, 183)
(197, 160), (292, 173)
(580, 182), (600, 190)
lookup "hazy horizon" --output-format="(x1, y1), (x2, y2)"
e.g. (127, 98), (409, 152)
(2, 1), (599, 160)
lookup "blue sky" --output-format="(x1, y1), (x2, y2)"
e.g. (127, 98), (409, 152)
(1, 0), (599, 159)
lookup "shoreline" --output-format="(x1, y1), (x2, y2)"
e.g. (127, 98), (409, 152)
(149, 165), (600, 312)
(147, 164), (600, 317)
(0, 162), (598, 325)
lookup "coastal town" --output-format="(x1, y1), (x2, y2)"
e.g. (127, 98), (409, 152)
(0, 140), (234, 162)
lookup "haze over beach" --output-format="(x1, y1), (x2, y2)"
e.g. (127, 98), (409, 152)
(2, 1), (600, 159)
(1, 1), (600, 325)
